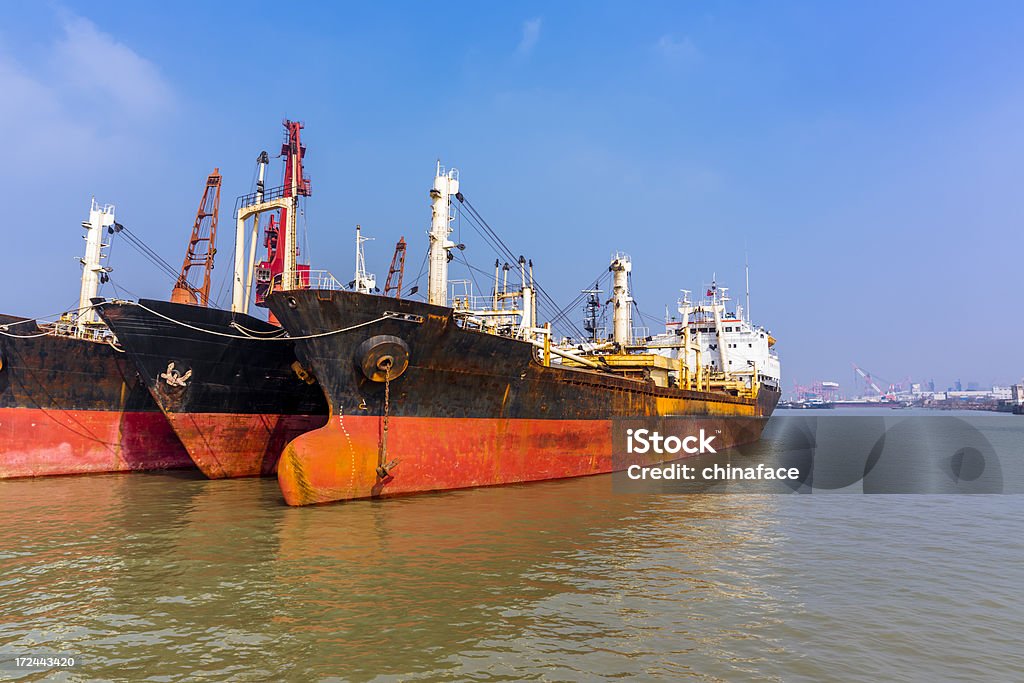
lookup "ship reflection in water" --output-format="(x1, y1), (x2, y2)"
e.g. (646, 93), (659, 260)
(2, 423), (1023, 682)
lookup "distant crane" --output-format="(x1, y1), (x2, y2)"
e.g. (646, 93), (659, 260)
(384, 237), (407, 298)
(791, 380), (840, 401)
(171, 169), (221, 306)
(852, 363), (900, 400)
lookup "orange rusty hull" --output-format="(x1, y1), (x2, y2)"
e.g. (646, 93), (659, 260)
(0, 406), (194, 478)
(164, 412), (327, 479)
(278, 413), (769, 506)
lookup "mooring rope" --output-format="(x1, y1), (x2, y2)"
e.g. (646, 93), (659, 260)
(0, 328), (54, 339)
(228, 321), (289, 338)
(120, 300), (406, 341)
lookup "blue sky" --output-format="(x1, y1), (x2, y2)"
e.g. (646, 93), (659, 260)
(1, 2), (1022, 393)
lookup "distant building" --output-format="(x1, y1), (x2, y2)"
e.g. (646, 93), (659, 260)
(993, 386), (1013, 400)
(955, 379), (963, 392)
(967, 381), (980, 391)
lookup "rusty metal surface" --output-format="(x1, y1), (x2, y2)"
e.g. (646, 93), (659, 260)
(96, 300), (328, 478)
(0, 323), (193, 477)
(267, 290), (781, 504)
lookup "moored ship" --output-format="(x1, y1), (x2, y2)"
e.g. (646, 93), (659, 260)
(266, 163), (782, 505)
(96, 122), (329, 478)
(0, 200), (192, 478)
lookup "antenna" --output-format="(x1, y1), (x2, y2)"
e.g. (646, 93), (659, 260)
(745, 247), (750, 323)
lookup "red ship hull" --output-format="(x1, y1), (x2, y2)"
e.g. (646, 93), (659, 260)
(278, 413), (769, 505)
(0, 316), (193, 478)
(163, 412), (329, 478)
(0, 406), (191, 478)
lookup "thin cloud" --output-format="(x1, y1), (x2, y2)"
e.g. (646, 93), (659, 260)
(653, 34), (702, 66)
(52, 12), (176, 117)
(0, 11), (176, 168)
(517, 18), (542, 57)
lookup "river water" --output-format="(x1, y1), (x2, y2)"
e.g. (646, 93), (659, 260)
(1, 410), (1022, 681)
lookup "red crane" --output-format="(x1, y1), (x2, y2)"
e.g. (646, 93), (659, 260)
(171, 168), (221, 306)
(254, 120), (312, 312)
(384, 237), (407, 298)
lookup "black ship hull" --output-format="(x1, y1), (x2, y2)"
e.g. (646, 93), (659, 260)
(95, 300), (328, 478)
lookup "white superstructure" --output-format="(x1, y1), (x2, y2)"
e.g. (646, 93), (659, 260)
(647, 282), (781, 391)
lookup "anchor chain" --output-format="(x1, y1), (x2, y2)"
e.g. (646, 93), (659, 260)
(376, 361), (398, 478)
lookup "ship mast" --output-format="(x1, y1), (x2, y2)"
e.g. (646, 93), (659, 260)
(609, 253), (632, 346)
(77, 199), (115, 333)
(679, 290), (693, 387)
(711, 281), (730, 376)
(745, 251), (751, 323)
(428, 161), (459, 306)
(353, 225), (376, 294)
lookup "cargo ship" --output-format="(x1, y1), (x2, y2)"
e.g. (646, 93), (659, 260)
(0, 200), (192, 478)
(96, 121), (328, 478)
(265, 163), (781, 505)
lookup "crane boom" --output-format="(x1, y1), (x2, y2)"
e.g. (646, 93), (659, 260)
(171, 169), (221, 306)
(384, 237), (407, 298)
(852, 363), (884, 395)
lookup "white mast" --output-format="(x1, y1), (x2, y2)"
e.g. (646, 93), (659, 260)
(609, 253), (633, 346)
(78, 198), (115, 332)
(712, 282), (730, 376)
(519, 256), (533, 334)
(354, 225), (376, 294)
(238, 152), (269, 315)
(428, 161), (459, 306)
(678, 290), (693, 386)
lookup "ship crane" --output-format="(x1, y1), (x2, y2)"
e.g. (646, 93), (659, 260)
(171, 169), (221, 306)
(384, 237), (407, 298)
(232, 120), (313, 322)
(852, 363), (898, 399)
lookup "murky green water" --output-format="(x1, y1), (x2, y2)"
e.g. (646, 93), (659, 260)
(1, 412), (1023, 681)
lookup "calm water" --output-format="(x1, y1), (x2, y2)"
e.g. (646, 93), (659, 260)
(1, 411), (1022, 681)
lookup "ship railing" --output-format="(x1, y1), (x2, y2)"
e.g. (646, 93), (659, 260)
(235, 182), (311, 211)
(304, 270), (345, 291)
(47, 320), (114, 342)
(450, 294), (522, 312)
